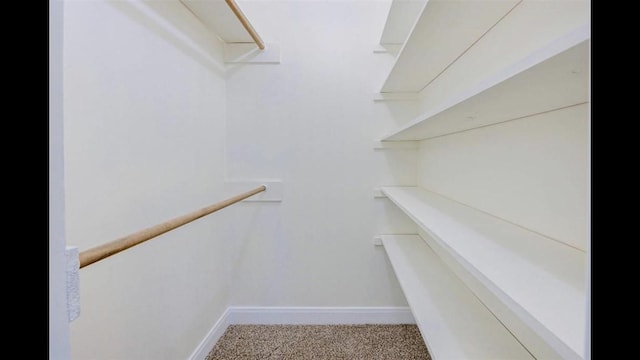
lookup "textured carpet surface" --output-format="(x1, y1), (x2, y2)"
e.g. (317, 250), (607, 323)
(206, 324), (431, 360)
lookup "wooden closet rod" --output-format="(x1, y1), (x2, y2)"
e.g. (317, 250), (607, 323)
(225, 0), (265, 50)
(79, 185), (267, 269)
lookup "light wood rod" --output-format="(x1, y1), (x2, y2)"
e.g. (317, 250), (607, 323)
(224, 0), (265, 50)
(79, 185), (266, 269)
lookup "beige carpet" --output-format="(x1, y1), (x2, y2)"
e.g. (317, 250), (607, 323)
(205, 324), (431, 359)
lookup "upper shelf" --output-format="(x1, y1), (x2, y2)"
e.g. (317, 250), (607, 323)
(379, 0), (589, 94)
(381, 186), (587, 360)
(181, 0), (264, 49)
(379, 0), (428, 46)
(381, 24), (589, 141)
(381, 0), (519, 92)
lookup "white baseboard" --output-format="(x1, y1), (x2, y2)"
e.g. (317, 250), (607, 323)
(188, 308), (230, 360)
(189, 306), (415, 359)
(228, 306), (415, 325)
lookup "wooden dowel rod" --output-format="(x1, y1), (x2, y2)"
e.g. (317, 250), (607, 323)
(224, 0), (265, 50)
(79, 185), (266, 269)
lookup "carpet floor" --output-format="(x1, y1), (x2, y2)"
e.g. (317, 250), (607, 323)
(205, 324), (431, 360)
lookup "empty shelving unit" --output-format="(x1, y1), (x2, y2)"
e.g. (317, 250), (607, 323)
(376, 0), (590, 359)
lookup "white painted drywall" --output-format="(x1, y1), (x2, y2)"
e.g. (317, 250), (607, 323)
(223, 0), (413, 307)
(63, 1), (230, 359)
(50, 0), (71, 358)
(417, 103), (589, 251)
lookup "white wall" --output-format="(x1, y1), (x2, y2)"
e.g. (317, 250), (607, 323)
(63, 1), (230, 358)
(50, 0), (71, 357)
(223, 0), (414, 307)
(417, 103), (589, 251)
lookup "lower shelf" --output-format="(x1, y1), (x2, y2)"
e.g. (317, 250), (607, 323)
(381, 186), (585, 360)
(381, 234), (533, 360)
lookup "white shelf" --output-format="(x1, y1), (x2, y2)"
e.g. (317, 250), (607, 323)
(379, 0), (589, 94)
(381, 186), (587, 360)
(381, 234), (533, 360)
(181, 0), (256, 43)
(382, 25), (590, 141)
(379, 0), (428, 46)
(380, 0), (520, 93)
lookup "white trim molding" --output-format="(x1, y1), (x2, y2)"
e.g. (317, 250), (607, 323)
(228, 306), (415, 325)
(188, 308), (231, 360)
